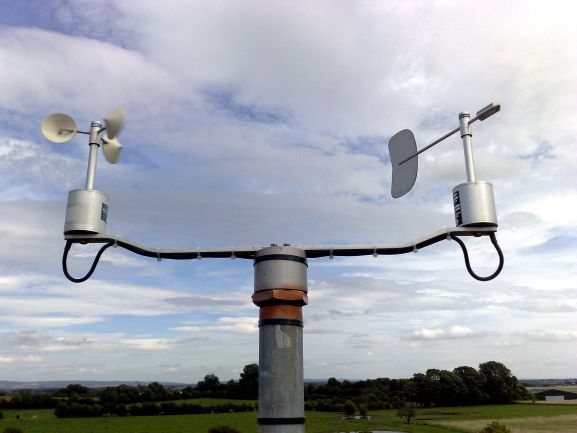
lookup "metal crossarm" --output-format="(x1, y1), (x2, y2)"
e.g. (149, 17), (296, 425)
(64, 226), (496, 260)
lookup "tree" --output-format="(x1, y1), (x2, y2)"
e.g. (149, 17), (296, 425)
(58, 384), (90, 398)
(479, 361), (519, 404)
(238, 364), (258, 399)
(143, 382), (170, 402)
(196, 374), (221, 395)
(396, 403), (416, 424)
(116, 384), (140, 403)
(326, 377), (340, 388)
(343, 400), (356, 416)
(454, 365), (487, 405)
(412, 372), (438, 407)
(436, 369), (466, 406)
(223, 379), (238, 397)
(181, 385), (198, 399)
(516, 385), (532, 401)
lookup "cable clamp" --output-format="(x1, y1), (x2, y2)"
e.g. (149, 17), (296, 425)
(196, 249), (202, 260)
(231, 250), (236, 260)
(113, 239), (118, 248)
(373, 248), (378, 258)
(329, 248), (334, 260)
(413, 244), (418, 253)
(447, 228), (452, 241)
(156, 250), (162, 262)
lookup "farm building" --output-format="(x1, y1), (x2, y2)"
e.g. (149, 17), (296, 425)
(533, 389), (577, 401)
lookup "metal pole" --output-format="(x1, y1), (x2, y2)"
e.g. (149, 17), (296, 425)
(459, 112), (476, 183)
(85, 121), (102, 190)
(253, 245), (307, 433)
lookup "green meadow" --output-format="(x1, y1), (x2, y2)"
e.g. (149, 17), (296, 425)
(1, 402), (576, 433)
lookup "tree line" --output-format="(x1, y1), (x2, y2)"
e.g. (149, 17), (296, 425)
(305, 361), (530, 413)
(54, 401), (255, 418)
(0, 364), (259, 418)
(0, 360), (530, 418)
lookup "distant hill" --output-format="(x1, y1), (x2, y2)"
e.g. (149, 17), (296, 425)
(0, 379), (333, 391)
(0, 380), (189, 391)
(3, 377), (573, 392)
(520, 378), (577, 387)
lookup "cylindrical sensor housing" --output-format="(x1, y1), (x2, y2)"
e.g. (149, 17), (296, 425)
(254, 245), (308, 294)
(452, 181), (497, 227)
(64, 189), (109, 234)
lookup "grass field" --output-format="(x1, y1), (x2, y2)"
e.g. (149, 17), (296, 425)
(0, 402), (575, 433)
(434, 414), (577, 433)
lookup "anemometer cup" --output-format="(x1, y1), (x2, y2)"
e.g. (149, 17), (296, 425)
(41, 113), (77, 143)
(64, 189), (109, 235)
(452, 181), (498, 227)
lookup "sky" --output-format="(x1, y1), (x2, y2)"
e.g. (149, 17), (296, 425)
(0, 0), (576, 384)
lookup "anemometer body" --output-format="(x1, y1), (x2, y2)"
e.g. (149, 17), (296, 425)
(41, 109), (125, 234)
(64, 189), (109, 234)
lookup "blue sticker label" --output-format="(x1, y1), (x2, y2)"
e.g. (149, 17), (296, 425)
(101, 203), (108, 222)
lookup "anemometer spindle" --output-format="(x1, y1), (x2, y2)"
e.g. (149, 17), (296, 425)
(44, 103), (505, 433)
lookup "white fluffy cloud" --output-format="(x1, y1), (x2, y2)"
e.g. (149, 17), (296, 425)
(0, 26), (177, 117)
(411, 325), (485, 341)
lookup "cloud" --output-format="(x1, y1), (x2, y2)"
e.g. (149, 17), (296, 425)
(0, 137), (81, 199)
(410, 325), (493, 341)
(171, 317), (258, 334)
(165, 296), (246, 308)
(1, 329), (92, 354)
(0, 26), (177, 118)
(515, 330), (577, 343)
(0, 272), (254, 329)
(121, 338), (175, 351)
(22, 355), (43, 363)
(491, 340), (523, 348)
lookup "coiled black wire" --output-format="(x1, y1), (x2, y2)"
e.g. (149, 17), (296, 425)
(62, 240), (115, 283)
(451, 232), (504, 281)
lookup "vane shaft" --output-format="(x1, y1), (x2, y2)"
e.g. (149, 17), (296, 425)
(399, 126), (460, 165)
(398, 107), (490, 166)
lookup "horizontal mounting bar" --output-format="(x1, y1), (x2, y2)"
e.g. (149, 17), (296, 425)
(65, 227), (497, 260)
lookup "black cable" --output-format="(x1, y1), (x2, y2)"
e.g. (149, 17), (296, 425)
(62, 240), (115, 283)
(451, 232), (504, 281)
